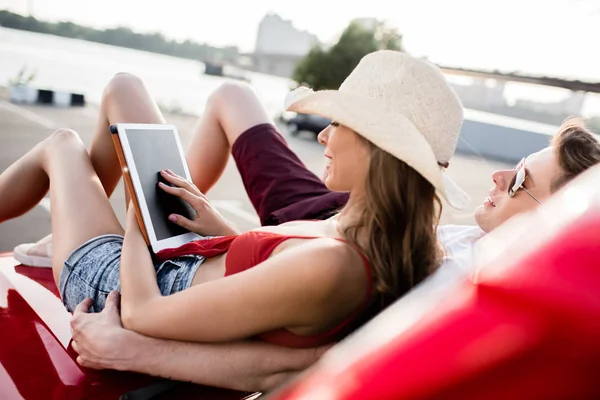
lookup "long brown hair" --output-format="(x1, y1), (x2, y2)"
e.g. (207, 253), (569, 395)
(341, 143), (444, 306)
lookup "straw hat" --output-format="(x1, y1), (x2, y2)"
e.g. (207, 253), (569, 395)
(285, 50), (470, 209)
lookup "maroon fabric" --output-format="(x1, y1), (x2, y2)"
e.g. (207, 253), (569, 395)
(231, 124), (349, 226)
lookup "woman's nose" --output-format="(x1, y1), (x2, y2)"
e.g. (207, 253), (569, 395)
(317, 127), (329, 145)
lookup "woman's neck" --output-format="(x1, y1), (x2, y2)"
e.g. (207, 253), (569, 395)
(336, 191), (366, 236)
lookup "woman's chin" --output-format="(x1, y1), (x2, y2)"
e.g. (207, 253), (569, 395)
(324, 176), (337, 191)
(325, 178), (350, 192)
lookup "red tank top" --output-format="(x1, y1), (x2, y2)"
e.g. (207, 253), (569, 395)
(155, 231), (373, 348)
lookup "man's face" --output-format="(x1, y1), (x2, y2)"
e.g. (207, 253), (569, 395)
(474, 147), (561, 233)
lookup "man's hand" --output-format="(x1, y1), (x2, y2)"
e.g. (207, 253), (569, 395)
(70, 290), (140, 371)
(71, 291), (330, 391)
(70, 291), (331, 391)
(158, 169), (239, 236)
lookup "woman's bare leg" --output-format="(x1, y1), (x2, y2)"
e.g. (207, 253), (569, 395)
(15, 73), (166, 260)
(17, 78), (272, 259)
(89, 73), (167, 197)
(89, 75), (275, 196)
(0, 129), (124, 283)
(187, 81), (273, 193)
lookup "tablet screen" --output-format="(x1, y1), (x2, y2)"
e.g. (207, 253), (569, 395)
(125, 128), (195, 241)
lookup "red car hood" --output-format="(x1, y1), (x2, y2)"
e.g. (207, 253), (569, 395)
(0, 253), (258, 400)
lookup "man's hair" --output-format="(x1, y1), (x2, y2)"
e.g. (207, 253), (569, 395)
(550, 117), (600, 193)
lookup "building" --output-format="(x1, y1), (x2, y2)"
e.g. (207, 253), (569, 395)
(515, 91), (586, 116)
(449, 78), (507, 110)
(253, 13), (320, 78)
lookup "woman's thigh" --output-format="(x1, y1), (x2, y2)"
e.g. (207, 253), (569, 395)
(60, 233), (205, 312)
(44, 129), (125, 283)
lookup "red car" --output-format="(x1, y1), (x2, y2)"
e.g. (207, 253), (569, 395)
(0, 254), (260, 399)
(3, 166), (600, 400)
(269, 166), (600, 400)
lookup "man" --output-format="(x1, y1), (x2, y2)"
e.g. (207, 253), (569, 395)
(67, 115), (600, 392)
(439, 117), (600, 273)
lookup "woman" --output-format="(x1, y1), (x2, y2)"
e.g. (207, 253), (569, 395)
(0, 50), (468, 347)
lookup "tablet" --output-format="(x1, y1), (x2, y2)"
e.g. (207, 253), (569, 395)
(110, 123), (201, 253)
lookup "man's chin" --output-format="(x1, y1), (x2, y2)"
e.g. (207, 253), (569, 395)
(474, 204), (485, 216)
(473, 205), (488, 231)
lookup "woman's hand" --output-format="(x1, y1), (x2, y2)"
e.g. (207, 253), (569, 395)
(158, 169), (239, 236)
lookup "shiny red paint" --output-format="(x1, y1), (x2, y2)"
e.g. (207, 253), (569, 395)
(271, 166), (600, 400)
(0, 254), (258, 400)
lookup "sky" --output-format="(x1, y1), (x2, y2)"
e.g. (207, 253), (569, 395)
(1, 0), (599, 80)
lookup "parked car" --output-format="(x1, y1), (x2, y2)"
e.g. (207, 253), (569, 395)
(5, 168), (600, 399)
(0, 254), (259, 399)
(269, 166), (600, 400)
(286, 113), (331, 138)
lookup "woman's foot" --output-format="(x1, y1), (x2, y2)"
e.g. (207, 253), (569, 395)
(13, 233), (52, 267)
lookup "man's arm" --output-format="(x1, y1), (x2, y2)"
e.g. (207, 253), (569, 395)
(104, 331), (319, 391)
(71, 292), (328, 392)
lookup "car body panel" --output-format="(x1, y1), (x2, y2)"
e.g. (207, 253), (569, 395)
(270, 166), (600, 400)
(0, 253), (259, 399)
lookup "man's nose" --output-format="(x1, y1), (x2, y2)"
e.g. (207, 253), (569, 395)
(491, 170), (513, 191)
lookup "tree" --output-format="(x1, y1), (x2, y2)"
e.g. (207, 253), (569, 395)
(293, 20), (404, 90)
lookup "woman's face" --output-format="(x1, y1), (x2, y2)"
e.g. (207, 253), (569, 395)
(317, 122), (371, 192)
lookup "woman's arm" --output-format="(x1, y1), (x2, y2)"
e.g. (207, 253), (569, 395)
(120, 206), (367, 342)
(71, 293), (328, 391)
(119, 204), (162, 305)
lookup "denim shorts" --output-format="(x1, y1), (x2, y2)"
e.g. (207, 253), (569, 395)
(59, 234), (205, 312)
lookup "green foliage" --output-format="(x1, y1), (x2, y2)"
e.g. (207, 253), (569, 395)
(0, 10), (239, 63)
(293, 20), (403, 90)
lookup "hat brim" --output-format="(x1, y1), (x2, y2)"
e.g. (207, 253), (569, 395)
(286, 87), (470, 210)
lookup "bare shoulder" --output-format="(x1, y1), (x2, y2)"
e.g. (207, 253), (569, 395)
(307, 237), (366, 267)
(291, 238), (370, 304)
(291, 236), (365, 265)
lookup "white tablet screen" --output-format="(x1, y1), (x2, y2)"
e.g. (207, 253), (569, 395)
(125, 128), (195, 241)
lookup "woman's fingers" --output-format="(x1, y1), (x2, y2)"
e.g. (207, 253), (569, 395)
(160, 170), (192, 189)
(161, 170), (205, 198)
(158, 182), (201, 209)
(167, 213), (196, 230)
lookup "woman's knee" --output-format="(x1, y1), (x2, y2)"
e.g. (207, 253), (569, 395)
(42, 129), (86, 164)
(48, 128), (83, 146)
(210, 81), (255, 105)
(102, 72), (145, 102)
(208, 81), (272, 143)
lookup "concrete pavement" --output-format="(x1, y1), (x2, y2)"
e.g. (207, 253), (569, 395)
(0, 93), (511, 252)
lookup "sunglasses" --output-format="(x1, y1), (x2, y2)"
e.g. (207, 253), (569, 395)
(508, 158), (541, 204)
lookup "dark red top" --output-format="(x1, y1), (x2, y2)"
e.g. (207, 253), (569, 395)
(156, 231), (373, 348)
